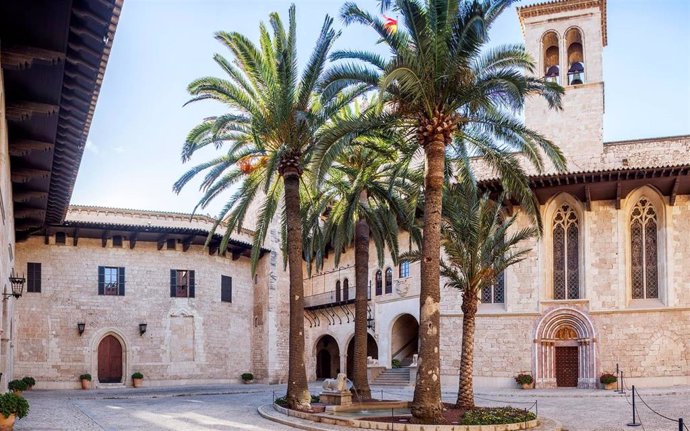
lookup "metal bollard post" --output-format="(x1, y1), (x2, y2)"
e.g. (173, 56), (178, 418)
(679, 418), (684, 431)
(619, 371), (625, 395)
(616, 363), (620, 392)
(536, 400), (538, 417)
(627, 385), (641, 427)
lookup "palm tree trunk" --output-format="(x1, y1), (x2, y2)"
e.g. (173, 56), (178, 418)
(411, 138), (446, 424)
(456, 288), (478, 409)
(353, 210), (372, 400)
(283, 171), (310, 410)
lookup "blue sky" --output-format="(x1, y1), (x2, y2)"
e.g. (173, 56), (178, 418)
(72, 0), (690, 216)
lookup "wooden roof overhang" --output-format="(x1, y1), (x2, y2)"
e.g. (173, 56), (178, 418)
(44, 221), (268, 259)
(479, 164), (690, 210)
(1, 0), (122, 240)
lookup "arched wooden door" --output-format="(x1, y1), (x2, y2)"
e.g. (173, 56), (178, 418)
(98, 335), (123, 383)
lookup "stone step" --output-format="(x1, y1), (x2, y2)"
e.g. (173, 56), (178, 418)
(372, 368), (411, 386)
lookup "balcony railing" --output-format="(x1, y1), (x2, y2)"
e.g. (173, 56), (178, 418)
(304, 286), (370, 310)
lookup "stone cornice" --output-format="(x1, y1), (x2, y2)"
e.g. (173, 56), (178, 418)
(517, 0), (607, 46)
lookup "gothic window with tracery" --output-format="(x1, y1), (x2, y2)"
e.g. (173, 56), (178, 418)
(481, 271), (505, 304)
(631, 197), (658, 299)
(553, 204), (579, 300)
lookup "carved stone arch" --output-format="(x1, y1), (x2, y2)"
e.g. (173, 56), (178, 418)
(313, 333), (341, 379)
(541, 30), (561, 80)
(622, 185), (668, 305)
(533, 306), (598, 388)
(89, 328), (130, 387)
(542, 193), (586, 300)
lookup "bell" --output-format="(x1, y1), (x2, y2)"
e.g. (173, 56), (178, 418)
(568, 62), (585, 85)
(545, 65), (560, 84)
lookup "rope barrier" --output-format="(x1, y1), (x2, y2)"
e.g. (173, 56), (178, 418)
(635, 389), (680, 423)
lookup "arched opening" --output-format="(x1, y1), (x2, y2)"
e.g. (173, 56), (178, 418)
(534, 307), (597, 388)
(553, 204), (580, 300)
(630, 197), (659, 300)
(343, 278), (350, 301)
(565, 28), (584, 84)
(97, 334), (123, 383)
(384, 267), (393, 294)
(315, 335), (340, 379)
(346, 333), (379, 377)
(542, 31), (560, 83)
(335, 280), (342, 302)
(390, 314), (419, 367)
(375, 270), (382, 296)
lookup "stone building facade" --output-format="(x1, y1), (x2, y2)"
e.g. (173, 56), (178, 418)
(4, 0), (690, 391)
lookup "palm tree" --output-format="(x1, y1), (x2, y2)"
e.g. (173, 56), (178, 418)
(313, 108), (420, 399)
(173, 5), (349, 410)
(320, 0), (566, 422)
(440, 179), (537, 410)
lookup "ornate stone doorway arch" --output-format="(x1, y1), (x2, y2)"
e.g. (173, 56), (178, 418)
(533, 307), (597, 388)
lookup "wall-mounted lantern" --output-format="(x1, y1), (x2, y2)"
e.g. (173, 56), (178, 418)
(77, 322), (86, 336)
(139, 323), (147, 336)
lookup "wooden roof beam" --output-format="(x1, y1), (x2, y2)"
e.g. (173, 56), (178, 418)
(73, 228), (80, 246)
(5, 102), (59, 122)
(11, 168), (51, 184)
(129, 231), (138, 249)
(182, 235), (195, 252)
(1, 45), (65, 70)
(584, 186), (592, 211)
(14, 207), (46, 219)
(156, 234), (168, 251)
(13, 191), (48, 203)
(615, 182), (622, 210)
(670, 177), (680, 206)
(9, 139), (54, 157)
(101, 230), (111, 248)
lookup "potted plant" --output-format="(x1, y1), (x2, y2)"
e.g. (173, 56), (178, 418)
(21, 377), (35, 391)
(600, 372), (617, 390)
(79, 374), (92, 390)
(241, 373), (254, 384)
(0, 391), (30, 428)
(7, 380), (27, 396)
(514, 373), (534, 389)
(131, 372), (144, 388)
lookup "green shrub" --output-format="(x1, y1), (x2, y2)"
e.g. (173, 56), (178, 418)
(7, 380), (27, 392)
(241, 373), (254, 381)
(21, 377), (35, 388)
(600, 373), (617, 384)
(460, 407), (536, 425)
(79, 374), (92, 382)
(131, 372), (144, 380)
(514, 373), (533, 385)
(391, 359), (401, 369)
(274, 395), (320, 407)
(0, 392), (29, 419)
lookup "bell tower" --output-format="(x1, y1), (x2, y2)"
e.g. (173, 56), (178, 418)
(517, 0), (607, 168)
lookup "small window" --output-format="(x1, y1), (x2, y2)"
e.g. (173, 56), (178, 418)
(221, 275), (232, 303)
(399, 261), (410, 278)
(481, 272), (505, 304)
(343, 278), (349, 301)
(55, 232), (66, 245)
(171, 269), (195, 298)
(98, 266), (125, 296)
(375, 270), (382, 296)
(385, 267), (393, 294)
(335, 280), (341, 302)
(112, 235), (123, 248)
(166, 238), (177, 250)
(27, 262), (41, 293)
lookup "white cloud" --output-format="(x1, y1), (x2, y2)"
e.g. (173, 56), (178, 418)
(85, 139), (100, 155)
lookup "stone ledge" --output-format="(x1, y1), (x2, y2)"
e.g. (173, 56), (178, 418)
(264, 403), (543, 431)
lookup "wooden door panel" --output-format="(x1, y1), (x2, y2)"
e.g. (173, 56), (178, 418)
(556, 346), (579, 387)
(98, 335), (123, 383)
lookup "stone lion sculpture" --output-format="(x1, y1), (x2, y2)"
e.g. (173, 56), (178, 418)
(322, 373), (347, 392)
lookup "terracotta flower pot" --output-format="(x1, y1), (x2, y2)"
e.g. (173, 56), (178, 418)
(133, 378), (143, 388)
(242, 379), (253, 384)
(11, 390), (22, 397)
(0, 413), (16, 429)
(603, 382), (617, 390)
(81, 379), (90, 390)
(521, 383), (533, 389)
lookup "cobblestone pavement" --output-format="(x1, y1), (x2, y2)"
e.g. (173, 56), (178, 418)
(13, 383), (690, 430)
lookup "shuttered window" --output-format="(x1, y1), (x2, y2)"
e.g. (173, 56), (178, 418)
(221, 275), (232, 303)
(27, 262), (41, 293)
(171, 270), (195, 298)
(375, 270), (382, 296)
(98, 266), (125, 296)
(385, 268), (393, 294)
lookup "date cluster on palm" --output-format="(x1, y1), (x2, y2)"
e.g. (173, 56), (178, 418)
(416, 110), (460, 147)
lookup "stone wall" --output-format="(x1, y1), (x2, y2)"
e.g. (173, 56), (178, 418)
(0, 62), (17, 391)
(13, 236), (260, 389)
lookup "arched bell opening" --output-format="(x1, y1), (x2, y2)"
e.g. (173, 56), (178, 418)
(565, 28), (585, 85)
(542, 31), (560, 83)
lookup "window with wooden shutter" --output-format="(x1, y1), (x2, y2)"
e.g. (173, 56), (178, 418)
(172, 269), (195, 298)
(55, 232), (66, 245)
(99, 266), (125, 296)
(375, 270), (382, 296)
(27, 262), (41, 293)
(221, 275), (232, 303)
